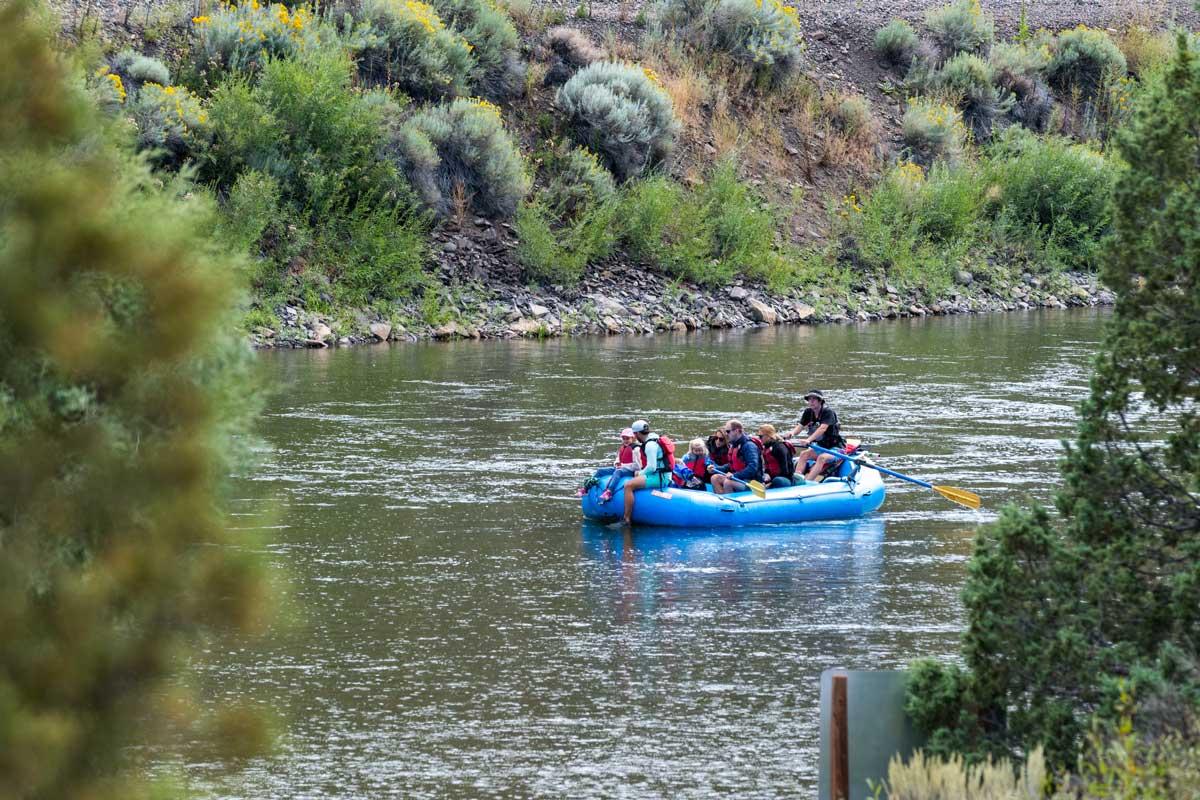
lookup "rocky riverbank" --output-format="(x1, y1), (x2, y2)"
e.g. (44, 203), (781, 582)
(251, 251), (1113, 348)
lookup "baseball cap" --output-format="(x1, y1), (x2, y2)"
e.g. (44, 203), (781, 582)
(630, 419), (650, 433)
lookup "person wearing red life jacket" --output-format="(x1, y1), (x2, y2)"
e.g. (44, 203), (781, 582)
(710, 419), (762, 495)
(597, 428), (638, 502)
(675, 438), (715, 490)
(757, 423), (798, 488)
(705, 429), (730, 468)
(621, 419), (676, 525)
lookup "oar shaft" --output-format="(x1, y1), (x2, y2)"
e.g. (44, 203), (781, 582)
(808, 444), (934, 489)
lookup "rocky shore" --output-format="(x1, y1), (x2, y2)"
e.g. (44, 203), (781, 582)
(252, 236), (1114, 347)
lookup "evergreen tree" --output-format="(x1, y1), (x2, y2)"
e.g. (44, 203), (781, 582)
(0, 3), (272, 796)
(906, 35), (1200, 769)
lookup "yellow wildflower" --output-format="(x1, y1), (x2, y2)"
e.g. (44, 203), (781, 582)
(192, 14), (210, 24)
(106, 72), (126, 103)
(642, 66), (663, 88)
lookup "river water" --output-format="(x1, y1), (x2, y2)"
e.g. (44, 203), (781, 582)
(196, 308), (1108, 798)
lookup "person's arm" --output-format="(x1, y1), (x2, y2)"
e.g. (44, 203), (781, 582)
(800, 423), (829, 447)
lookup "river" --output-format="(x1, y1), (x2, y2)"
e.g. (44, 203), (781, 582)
(193, 308), (1108, 798)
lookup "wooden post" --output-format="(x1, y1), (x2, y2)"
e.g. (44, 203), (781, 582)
(831, 673), (849, 800)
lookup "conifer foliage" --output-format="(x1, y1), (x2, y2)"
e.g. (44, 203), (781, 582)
(906, 36), (1200, 768)
(0, 3), (271, 796)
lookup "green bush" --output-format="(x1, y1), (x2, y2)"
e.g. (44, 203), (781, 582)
(217, 169), (282, 255)
(204, 48), (399, 222)
(830, 93), (874, 138)
(983, 128), (1115, 270)
(925, 0), (994, 60)
(936, 52), (1011, 141)
(394, 97), (529, 218)
(1048, 25), (1127, 100)
(0, 6), (271, 794)
(557, 61), (679, 181)
(110, 48), (171, 89)
(189, 2), (323, 81)
(709, 0), (804, 84)
(128, 82), (211, 168)
(902, 96), (967, 165)
(432, 0), (525, 99)
(355, 0), (474, 98)
(845, 159), (985, 294)
(990, 42), (1053, 130)
(317, 205), (429, 304)
(875, 19), (920, 68)
(516, 199), (617, 283)
(617, 160), (777, 286)
(542, 145), (616, 218)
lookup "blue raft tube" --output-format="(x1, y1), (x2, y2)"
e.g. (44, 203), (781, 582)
(580, 456), (886, 527)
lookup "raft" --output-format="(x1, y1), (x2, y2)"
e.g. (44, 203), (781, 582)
(580, 457), (886, 527)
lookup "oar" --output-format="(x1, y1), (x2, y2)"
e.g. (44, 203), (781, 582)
(747, 480), (767, 499)
(808, 444), (981, 510)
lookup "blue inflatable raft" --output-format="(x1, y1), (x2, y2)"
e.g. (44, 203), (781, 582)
(580, 457), (886, 527)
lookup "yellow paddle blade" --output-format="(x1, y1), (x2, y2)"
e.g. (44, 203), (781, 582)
(747, 480), (768, 498)
(934, 485), (981, 510)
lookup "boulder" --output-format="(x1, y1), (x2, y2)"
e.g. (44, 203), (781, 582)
(747, 298), (777, 324)
(529, 302), (551, 318)
(311, 322), (332, 342)
(955, 270), (974, 286)
(794, 303), (816, 321)
(369, 322), (392, 342)
(729, 286), (749, 301)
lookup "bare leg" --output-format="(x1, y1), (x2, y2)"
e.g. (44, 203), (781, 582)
(804, 453), (835, 482)
(622, 473), (647, 523)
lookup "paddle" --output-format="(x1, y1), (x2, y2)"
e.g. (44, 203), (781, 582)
(808, 444), (981, 510)
(746, 480), (768, 498)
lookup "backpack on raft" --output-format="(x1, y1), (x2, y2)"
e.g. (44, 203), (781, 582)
(639, 433), (676, 474)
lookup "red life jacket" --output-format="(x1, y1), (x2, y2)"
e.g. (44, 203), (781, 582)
(683, 452), (709, 482)
(729, 437), (750, 474)
(617, 444), (635, 466)
(636, 434), (676, 473)
(759, 437), (797, 478)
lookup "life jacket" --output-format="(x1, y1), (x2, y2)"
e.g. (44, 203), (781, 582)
(682, 452), (711, 483)
(758, 437), (797, 479)
(706, 435), (730, 467)
(617, 444), (635, 466)
(636, 433), (676, 473)
(729, 436), (762, 481)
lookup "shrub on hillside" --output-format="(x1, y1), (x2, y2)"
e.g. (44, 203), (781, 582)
(110, 49), (171, 90)
(844, 159), (985, 294)
(204, 49), (400, 221)
(543, 26), (605, 86)
(925, 0), (994, 61)
(936, 52), (1011, 141)
(618, 161), (777, 286)
(709, 0), (804, 84)
(874, 19), (920, 68)
(556, 61), (679, 181)
(433, 0), (525, 99)
(189, 2), (322, 80)
(990, 42), (1053, 130)
(984, 128), (1115, 270)
(394, 97), (529, 218)
(902, 96), (967, 165)
(1048, 25), (1127, 100)
(516, 199), (617, 283)
(542, 146), (616, 218)
(355, 0), (474, 98)
(1118, 24), (1176, 78)
(129, 82), (211, 168)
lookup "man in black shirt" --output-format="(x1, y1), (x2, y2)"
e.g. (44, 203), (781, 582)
(784, 389), (846, 482)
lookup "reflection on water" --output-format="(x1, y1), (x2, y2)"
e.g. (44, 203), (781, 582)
(181, 309), (1112, 798)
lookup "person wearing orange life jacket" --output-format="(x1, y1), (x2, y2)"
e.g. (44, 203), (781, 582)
(621, 419), (677, 525)
(710, 419), (762, 495)
(757, 423), (798, 488)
